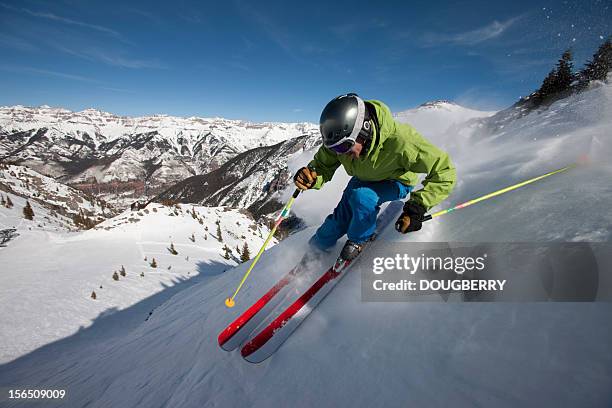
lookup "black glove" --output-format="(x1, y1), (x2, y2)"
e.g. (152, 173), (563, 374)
(293, 167), (318, 190)
(395, 201), (426, 233)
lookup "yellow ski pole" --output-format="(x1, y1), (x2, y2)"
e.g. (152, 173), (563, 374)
(423, 163), (577, 222)
(225, 189), (301, 308)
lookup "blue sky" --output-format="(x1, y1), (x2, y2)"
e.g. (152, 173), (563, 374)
(0, 0), (610, 122)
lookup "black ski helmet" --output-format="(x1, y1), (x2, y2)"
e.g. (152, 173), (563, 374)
(319, 93), (371, 151)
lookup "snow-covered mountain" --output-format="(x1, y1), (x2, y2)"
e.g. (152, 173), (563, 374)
(394, 100), (496, 139)
(1, 82), (611, 407)
(0, 105), (319, 207)
(156, 134), (320, 216)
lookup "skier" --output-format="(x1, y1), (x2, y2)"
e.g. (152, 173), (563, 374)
(294, 93), (456, 261)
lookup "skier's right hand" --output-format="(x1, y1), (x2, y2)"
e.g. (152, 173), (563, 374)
(293, 167), (318, 190)
(395, 201), (426, 233)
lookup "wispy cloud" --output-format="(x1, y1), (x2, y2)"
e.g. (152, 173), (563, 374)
(227, 60), (250, 72)
(422, 16), (522, 47)
(301, 43), (331, 55)
(235, 1), (301, 63)
(84, 49), (166, 69)
(51, 43), (166, 69)
(0, 64), (99, 83)
(0, 2), (126, 42)
(247, 10), (290, 53)
(0, 33), (38, 52)
(178, 12), (203, 24)
(99, 86), (135, 93)
(123, 7), (165, 26)
(330, 19), (389, 42)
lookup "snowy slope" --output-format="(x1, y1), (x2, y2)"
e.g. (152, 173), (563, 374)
(0, 203), (274, 363)
(0, 164), (114, 230)
(1, 83), (612, 407)
(0, 189), (74, 236)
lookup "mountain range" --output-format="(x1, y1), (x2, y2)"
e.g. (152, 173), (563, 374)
(0, 105), (319, 209)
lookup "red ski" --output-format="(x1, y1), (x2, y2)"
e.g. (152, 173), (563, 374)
(217, 261), (303, 351)
(240, 256), (353, 363)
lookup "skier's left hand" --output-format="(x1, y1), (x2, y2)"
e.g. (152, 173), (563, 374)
(395, 201), (426, 233)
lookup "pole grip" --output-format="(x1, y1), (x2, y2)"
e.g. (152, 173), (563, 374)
(292, 189), (301, 199)
(422, 214), (432, 222)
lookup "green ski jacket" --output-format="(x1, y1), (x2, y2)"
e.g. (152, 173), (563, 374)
(308, 100), (456, 211)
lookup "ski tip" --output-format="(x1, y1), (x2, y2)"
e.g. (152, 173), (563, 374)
(218, 325), (235, 348)
(218, 326), (240, 351)
(243, 354), (268, 364)
(217, 331), (227, 347)
(241, 337), (270, 362)
(225, 297), (235, 308)
(241, 346), (268, 364)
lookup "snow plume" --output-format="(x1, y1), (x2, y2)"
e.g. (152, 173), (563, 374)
(429, 81), (612, 242)
(285, 81), (612, 243)
(285, 148), (350, 227)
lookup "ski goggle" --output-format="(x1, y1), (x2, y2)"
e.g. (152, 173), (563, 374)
(327, 139), (355, 154)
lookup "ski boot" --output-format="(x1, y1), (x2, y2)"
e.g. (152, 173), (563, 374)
(340, 240), (363, 261)
(340, 235), (376, 261)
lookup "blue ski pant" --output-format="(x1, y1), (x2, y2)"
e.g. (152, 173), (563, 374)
(309, 177), (413, 250)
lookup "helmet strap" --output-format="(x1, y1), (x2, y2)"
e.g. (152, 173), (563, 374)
(356, 120), (373, 154)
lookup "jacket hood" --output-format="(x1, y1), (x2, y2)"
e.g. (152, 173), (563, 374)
(364, 99), (395, 159)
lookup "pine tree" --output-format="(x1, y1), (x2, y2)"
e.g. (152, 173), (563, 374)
(0, 194), (5, 207)
(23, 200), (34, 220)
(191, 207), (198, 219)
(216, 223), (223, 242)
(112, 271), (119, 281)
(168, 242), (178, 255)
(240, 242), (251, 263)
(140, 272), (145, 277)
(580, 38), (612, 83)
(150, 258), (157, 268)
(533, 49), (575, 103)
(555, 49), (575, 92)
(5, 196), (12, 208)
(223, 245), (231, 260)
(189, 233), (196, 242)
(91, 291), (97, 300)
(120, 265), (126, 277)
